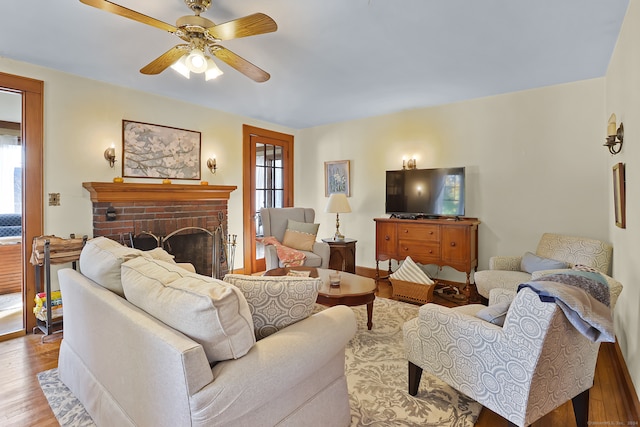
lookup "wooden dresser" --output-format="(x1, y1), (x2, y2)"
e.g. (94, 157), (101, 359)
(374, 217), (480, 288)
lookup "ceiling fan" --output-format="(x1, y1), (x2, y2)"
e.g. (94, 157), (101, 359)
(79, 0), (277, 82)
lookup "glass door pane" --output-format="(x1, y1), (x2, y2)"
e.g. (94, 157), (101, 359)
(255, 143), (285, 261)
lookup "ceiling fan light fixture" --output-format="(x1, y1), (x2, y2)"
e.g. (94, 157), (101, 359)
(205, 58), (223, 80)
(170, 55), (191, 78)
(186, 48), (208, 73)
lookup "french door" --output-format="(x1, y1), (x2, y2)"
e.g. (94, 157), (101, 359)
(242, 125), (293, 273)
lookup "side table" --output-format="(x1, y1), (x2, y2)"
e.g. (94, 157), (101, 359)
(322, 238), (357, 273)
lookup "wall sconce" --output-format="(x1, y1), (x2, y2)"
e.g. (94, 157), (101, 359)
(104, 144), (116, 168)
(604, 113), (624, 155)
(206, 156), (217, 174)
(403, 155), (417, 170)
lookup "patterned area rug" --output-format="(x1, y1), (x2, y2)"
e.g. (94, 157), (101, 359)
(38, 297), (481, 426)
(338, 297), (481, 426)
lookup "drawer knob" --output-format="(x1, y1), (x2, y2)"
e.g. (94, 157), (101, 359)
(385, 235), (390, 241)
(429, 231), (433, 235)
(450, 242), (456, 247)
(404, 229), (408, 233)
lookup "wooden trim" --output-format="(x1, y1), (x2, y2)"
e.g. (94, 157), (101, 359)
(612, 341), (640, 421)
(0, 120), (20, 131)
(242, 125), (294, 274)
(0, 72), (44, 334)
(82, 182), (237, 202)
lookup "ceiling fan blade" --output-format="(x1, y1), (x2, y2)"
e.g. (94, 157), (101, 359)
(80, 0), (177, 33)
(140, 45), (189, 75)
(208, 13), (277, 40)
(212, 46), (270, 82)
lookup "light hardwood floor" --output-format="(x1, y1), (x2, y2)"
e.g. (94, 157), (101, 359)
(0, 280), (637, 426)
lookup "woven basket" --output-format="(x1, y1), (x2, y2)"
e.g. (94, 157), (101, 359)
(390, 279), (436, 304)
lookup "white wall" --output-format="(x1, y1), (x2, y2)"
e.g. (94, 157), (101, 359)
(0, 57), (294, 273)
(606, 0), (640, 397)
(296, 79), (609, 282)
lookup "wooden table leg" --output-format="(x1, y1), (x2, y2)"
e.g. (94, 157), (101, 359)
(366, 301), (373, 330)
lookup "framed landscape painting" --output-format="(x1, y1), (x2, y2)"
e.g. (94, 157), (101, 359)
(325, 160), (350, 196)
(122, 120), (201, 180)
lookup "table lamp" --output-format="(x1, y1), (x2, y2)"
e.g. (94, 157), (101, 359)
(325, 193), (351, 240)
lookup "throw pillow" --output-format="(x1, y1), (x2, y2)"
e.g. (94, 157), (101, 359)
(79, 236), (146, 297)
(282, 219), (319, 251)
(520, 251), (569, 274)
(121, 257), (255, 364)
(144, 247), (176, 263)
(223, 274), (322, 340)
(390, 256), (434, 285)
(475, 301), (511, 326)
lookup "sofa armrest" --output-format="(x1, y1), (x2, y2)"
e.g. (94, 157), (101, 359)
(190, 305), (356, 424)
(489, 288), (517, 305)
(489, 255), (522, 271)
(313, 240), (330, 269)
(263, 244), (280, 270)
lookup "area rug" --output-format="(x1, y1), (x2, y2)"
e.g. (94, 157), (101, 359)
(38, 297), (481, 426)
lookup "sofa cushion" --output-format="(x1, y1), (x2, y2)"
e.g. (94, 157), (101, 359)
(282, 219), (319, 252)
(79, 236), (146, 297)
(122, 257), (255, 363)
(475, 301), (511, 326)
(223, 274), (322, 340)
(520, 251), (568, 274)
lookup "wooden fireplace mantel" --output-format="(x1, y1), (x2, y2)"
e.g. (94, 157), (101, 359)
(82, 182), (237, 203)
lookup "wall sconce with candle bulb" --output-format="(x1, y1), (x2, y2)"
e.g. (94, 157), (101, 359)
(604, 113), (624, 155)
(104, 144), (116, 168)
(206, 156), (217, 174)
(402, 155), (417, 170)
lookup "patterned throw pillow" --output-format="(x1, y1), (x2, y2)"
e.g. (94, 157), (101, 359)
(223, 274), (322, 340)
(282, 219), (319, 251)
(390, 256), (434, 285)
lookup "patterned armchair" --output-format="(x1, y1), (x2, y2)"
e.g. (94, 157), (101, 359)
(260, 207), (330, 270)
(474, 233), (613, 300)
(403, 281), (622, 427)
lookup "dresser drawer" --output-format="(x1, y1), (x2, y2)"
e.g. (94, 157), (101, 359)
(398, 240), (440, 261)
(397, 224), (440, 241)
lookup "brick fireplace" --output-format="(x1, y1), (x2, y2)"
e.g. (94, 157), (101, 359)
(82, 182), (237, 276)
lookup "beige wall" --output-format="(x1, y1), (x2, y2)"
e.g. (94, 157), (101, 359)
(606, 0), (640, 396)
(296, 79), (609, 281)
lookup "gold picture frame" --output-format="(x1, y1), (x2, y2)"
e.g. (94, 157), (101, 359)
(122, 120), (201, 180)
(613, 162), (626, 229)
(324, 160), (351, 196)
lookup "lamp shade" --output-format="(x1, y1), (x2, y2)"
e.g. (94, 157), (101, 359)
(325, 193), (351, 213)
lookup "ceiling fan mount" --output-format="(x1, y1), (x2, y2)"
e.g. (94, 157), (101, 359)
(79, 0), (277, 82)
(184, 0), (211, 16)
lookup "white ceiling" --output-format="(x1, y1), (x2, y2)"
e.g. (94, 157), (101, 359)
(0, 0), (629, 129)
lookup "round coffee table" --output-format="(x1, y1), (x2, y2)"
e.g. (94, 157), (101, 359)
(264, 267), (377, 330)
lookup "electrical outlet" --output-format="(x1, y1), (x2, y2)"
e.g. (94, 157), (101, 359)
(48, 193), (60, 206)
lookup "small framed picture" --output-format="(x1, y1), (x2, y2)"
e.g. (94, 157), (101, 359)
(325, 160), (351, 196)
(122, 120), (201, 180)
(613, 162), (625, 229)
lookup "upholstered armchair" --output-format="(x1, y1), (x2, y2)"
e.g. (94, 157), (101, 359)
(474, 233), (613, 300)
(403, 280), (623, 427)
(260, 207), (330, 270)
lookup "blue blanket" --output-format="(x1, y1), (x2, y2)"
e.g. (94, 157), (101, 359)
(518, 270), (614, 343)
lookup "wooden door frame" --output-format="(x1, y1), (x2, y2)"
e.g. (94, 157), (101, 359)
(242, 125), (293, 274)
(0, 72), (44, 338)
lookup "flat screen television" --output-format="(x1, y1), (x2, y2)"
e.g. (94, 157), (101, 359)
(385, 167), (465, 218)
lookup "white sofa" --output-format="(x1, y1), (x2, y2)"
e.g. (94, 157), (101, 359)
(57, 237), (356, 427)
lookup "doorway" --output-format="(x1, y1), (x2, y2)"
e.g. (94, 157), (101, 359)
(0, 90), (23, 336)
(242, 125), (293, 274)
(0, 72), (44, 341)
